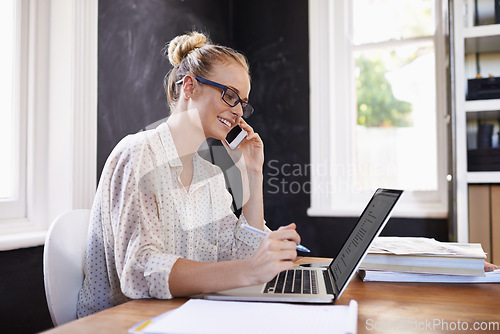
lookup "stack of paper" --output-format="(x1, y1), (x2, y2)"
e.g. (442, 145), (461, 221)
(358, 237), (491, 283)
(129, 299), (358, 334)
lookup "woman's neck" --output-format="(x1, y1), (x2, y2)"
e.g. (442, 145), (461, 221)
(166, 108), (207, 162)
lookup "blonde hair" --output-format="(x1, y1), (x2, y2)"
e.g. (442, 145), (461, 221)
(163, 31), (250, 111)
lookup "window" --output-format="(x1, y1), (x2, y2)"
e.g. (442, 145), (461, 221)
(0, 0), (16, 200)
(0, 0), (27, 220)
(0, 0), (97, 250)
(308, 0), (448, 217)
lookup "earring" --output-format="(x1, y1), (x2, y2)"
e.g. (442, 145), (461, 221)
(185, 93), (191, 100)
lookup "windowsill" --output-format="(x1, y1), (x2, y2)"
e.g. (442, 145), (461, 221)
(0, 230), (47, 251)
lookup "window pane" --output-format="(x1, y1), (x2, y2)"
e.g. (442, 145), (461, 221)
(354, 44), (438, 191)
(0, 0), (16, 200)
(353, 0), (434, 45)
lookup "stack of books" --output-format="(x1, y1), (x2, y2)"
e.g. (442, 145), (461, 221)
(358, 237), (500, 283)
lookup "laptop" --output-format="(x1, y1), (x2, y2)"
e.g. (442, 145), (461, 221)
(205, 188), (403, 303)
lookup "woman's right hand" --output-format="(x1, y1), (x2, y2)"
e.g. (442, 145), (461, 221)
(243, 223), (301, 286)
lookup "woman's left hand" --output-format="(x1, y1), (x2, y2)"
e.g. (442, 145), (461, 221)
(223, 118), (264, 174)
(485, 261), (500, 272)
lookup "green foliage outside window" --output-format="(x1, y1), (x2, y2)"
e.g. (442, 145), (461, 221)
(355, 55), (413, 128)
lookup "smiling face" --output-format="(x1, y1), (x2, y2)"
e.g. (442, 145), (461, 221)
(193, 61), (251, 140)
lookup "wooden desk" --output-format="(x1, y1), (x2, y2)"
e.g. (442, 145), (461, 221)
(44, 258), (500, 334)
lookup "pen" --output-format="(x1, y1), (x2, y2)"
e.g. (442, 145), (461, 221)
(242, 224), (311, 253)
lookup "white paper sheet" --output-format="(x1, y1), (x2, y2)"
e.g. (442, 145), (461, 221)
(130, 299), (358, 334)
(369, 237), (485, 257)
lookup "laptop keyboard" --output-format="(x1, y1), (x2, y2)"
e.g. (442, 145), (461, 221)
(263, 269), (319, 294)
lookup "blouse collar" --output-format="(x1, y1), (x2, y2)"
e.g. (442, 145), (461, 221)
(157, 122), (183, 168)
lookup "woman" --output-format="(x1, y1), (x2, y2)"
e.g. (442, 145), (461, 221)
(77, 31), (301, 317)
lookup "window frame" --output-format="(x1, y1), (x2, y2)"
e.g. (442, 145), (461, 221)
(308, 0), (449, 218)
(0, 0), (98, 250)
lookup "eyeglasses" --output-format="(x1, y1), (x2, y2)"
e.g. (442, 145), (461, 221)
(176, 76), (254, 118)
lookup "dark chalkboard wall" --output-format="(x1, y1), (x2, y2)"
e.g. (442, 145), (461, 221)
(0, 246), (53, 333)
(97, 0), (233, 176)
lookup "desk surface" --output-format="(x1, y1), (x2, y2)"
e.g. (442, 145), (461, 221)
(45, 257), (500, 334)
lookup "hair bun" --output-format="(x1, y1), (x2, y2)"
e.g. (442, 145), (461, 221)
(167, 31), (208, 66)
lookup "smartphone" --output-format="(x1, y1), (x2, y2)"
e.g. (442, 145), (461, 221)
(225, 125), (247, 150)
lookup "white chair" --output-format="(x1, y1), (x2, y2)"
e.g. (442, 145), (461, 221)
(43, 209), (91, 326)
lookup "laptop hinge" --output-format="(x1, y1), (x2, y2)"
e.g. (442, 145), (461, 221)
(323, 268), (336, 296)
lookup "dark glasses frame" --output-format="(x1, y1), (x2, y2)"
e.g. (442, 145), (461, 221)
(176, 76), (254, 118)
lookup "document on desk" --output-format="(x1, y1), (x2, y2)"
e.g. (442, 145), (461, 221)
(129, 299), (358, 334)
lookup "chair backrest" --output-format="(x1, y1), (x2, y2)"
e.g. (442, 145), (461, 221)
(43, 209), (91, 326)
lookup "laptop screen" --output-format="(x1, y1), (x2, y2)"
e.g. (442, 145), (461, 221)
(328, 189), (403, 294)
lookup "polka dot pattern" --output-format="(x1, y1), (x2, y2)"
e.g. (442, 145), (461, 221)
(77, 123), (265, 318)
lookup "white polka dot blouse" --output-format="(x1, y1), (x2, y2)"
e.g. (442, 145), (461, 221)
(77, 122), (266, 317)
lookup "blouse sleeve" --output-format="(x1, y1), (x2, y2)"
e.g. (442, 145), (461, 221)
(105, 141), (180, 301)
